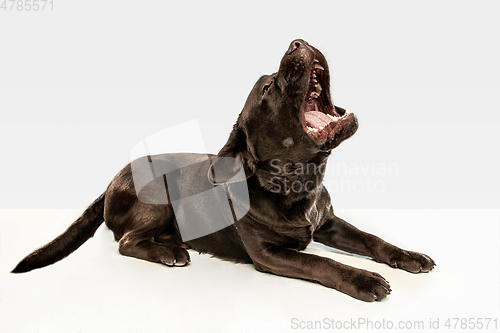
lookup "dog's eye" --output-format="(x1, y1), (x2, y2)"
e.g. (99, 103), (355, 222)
(263, 79), (274, 95)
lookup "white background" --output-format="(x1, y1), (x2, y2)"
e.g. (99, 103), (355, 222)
(1, 1), (499, 332)
(1, 209), (499, 332)
(0, 0), (498, 209)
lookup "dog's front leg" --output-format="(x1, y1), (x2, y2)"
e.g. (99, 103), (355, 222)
(313, 215), (436, 273)
(254, 245), (392, 302)
(237, 222), (391, 302)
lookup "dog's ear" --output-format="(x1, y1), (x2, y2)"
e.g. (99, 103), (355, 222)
(208, 125), (256, 185)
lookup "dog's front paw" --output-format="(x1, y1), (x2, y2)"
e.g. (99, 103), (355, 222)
(387, 250), (435, 273)
(338, 268), (391, 302)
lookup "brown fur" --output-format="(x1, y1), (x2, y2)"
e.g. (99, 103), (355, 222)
(12, 40), (435, 302)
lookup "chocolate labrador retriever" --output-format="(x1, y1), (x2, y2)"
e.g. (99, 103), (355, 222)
(12, 39), (435, 302)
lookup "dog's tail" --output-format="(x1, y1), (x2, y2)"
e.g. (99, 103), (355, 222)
(11, 193), (106, 273)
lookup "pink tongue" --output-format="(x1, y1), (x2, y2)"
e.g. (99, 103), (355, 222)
(305, 111), (332, 129)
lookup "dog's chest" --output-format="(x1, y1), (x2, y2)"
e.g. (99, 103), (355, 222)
(304, 203), (322, 227)
(277, 203), (323, 250)
(273, 223), (314, 250)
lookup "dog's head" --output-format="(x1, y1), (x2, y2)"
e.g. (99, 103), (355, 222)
(211, 40), (358, 196)
(246, 39), (357, 153)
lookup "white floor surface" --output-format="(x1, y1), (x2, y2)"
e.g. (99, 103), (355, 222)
(1, 209), (499, 333)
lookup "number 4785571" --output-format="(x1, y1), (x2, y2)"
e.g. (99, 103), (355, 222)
(444, 318), (498, 330)
(1, 0), (54, 11)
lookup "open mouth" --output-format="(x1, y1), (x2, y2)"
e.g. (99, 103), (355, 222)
(301, 59), (352, 146)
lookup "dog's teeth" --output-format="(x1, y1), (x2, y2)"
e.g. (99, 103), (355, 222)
(314, 62), (325, 71)
(314, 83), (322, 94)
(327, 114), (339, 121)
(310, 92), (320, 99)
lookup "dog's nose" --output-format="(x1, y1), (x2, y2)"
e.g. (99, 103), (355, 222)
(287, 39), (308, 55)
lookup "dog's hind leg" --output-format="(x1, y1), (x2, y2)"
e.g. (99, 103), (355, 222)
(111, 206), (191, 267)
(118, 232), (190, 267)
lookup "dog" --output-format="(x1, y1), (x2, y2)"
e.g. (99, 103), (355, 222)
(12, 39), (435, 302)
